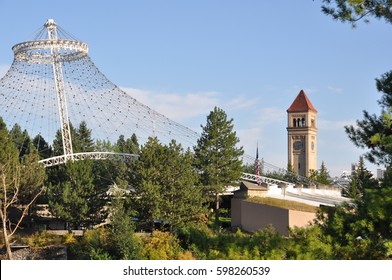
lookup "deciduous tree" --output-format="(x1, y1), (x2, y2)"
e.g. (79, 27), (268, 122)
(0, 117), (45, 259)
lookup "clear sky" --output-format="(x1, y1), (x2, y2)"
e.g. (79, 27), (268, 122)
(0, 0), (390, 176)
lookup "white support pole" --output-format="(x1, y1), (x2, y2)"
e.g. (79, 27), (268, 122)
(46, 19), (74, 161)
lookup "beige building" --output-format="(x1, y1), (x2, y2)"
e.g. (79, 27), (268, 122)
(231, 181), (318, 235)
(287, 90), (317, 177)
(231, 199), (317, 236)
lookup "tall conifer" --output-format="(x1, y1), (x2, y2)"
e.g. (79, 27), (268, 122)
(194, 107), (244, 225)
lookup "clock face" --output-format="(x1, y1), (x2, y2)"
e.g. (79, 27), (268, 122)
(293, 141), (303, 150)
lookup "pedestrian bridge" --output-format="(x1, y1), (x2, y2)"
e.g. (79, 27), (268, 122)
(226, 173), (349, 207)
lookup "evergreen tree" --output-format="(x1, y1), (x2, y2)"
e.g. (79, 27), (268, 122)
(32, 134), (53, 159)
(131, 137), (165, 231)
(48, 160), (108, 228)
(115, 133), (139, 154)
(317, 3), (392, 259)
(129, 133), (140, 154)
(308, 161), (331, 185)
(343, 156), (378, 199)
(115, 135), (126, 153)
(318, 161), (332, 185)
(321, 0), (392, 27)
(10, 123), (31, 159)
(131, 137), (205, 232)
(95, 139), (114, 152)
(159, 141), (205, 232)
(108, 190), (141, 259)
(194, 107), (244, 225)
(345, 72), (392, 166)
(52, 122), (77, 156)
(74, 121), (94, 153)
(111, 133), (140, 187)
(52, 121), (94, 155)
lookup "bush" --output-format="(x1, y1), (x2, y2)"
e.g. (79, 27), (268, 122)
(176, 224), (215, 258)
(68, 227), (111, 260)
(141, 231), (194, 260)
(62, 233), (76, 246)
(27, 231), (62, 247)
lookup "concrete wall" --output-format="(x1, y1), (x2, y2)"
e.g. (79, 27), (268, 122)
(288, 210), (316, 228)
(231, 199), (317, 235)
(231, 198), (242, 227)
(241, 200), (289, 235)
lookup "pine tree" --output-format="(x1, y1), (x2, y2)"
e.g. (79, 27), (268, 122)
(345, 71), (392, 166)
(194, 107), (244, 225)
(131, 137), (164, 231)
(52, 122), (77, 156)
(318, 161), (331, 185)
(317, 1), (392, 259)
(108, 190), (141, 259)
(74, 121), (94, 153)
(115, 133), (139, 154)
(10, 123), (31, 159)
(321, 0), (392, 27)
(48, 159), (107, 228)
(344, 156), (377, 199)
(159, 141), (205, 232)
(308, 161), (331, 185)
(32, 134), (53, 159)
(131, 137), (206, 232)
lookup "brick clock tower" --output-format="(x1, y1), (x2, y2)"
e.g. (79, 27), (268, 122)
(287, 90), (317, 177)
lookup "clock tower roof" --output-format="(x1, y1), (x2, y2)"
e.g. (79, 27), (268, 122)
(287, 90), (317, 113)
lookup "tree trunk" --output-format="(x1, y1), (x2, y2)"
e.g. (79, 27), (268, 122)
(2, 218), (13, 260)
(214, 193), (220, 226)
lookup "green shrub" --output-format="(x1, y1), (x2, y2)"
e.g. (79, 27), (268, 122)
(27, 231), (62, 247)
(69, 227), (111, 260)
(141, 231), (194, 260)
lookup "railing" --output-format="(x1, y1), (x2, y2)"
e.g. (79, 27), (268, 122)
(39, 152), (139, 167)
(241, 172), (294, 186)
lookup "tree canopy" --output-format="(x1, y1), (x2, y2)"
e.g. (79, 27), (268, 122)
(321, 0), (392, 27)
(0, 117), (45, 259)
(131, 137), (206, 232)
(345, 71), (392, 165)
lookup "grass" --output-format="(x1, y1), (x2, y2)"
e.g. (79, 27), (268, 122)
(246, 196), (318, 213)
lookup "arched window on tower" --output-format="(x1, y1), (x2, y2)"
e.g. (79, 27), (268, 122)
(297, 118), (301, 127)
(293, 119), (297, 127)
(301, 117), (305, 127)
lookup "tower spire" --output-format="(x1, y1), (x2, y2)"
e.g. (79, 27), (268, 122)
(255, 143), (261, 185)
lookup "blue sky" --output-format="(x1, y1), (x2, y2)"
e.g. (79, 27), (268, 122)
(0, 0), (390, 176)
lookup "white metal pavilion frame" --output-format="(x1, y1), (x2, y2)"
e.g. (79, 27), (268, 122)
(11, 19), (138, 167)
(39, 151), (138, 167)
